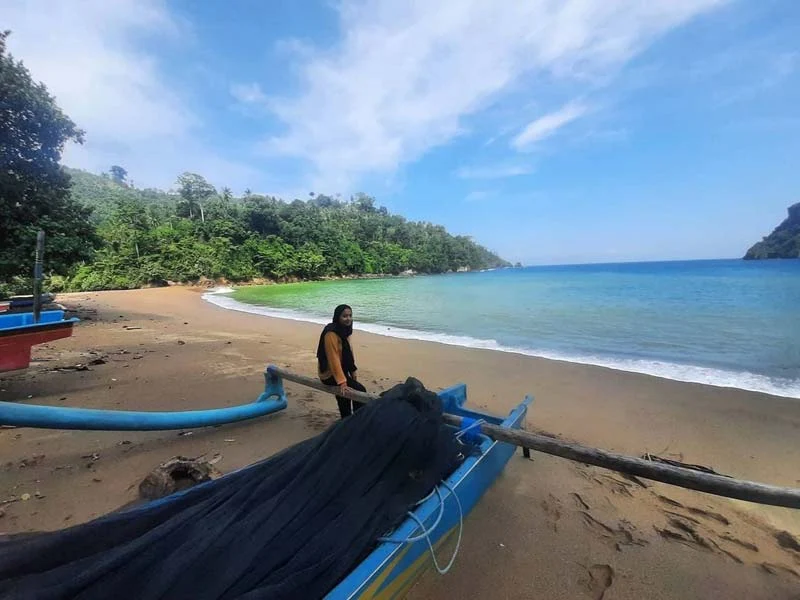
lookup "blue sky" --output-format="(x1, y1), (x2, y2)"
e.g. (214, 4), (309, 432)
(4, 0), (799, 264)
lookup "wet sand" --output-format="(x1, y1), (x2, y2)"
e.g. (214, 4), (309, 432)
(1, 287), (798, 598)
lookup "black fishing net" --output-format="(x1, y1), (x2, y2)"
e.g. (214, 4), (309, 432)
(0, 378), (472, 600)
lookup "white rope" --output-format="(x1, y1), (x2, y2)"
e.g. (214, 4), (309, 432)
(408, 480), (464, 574)
(379, 480), (464, 575)
(455, 418), (486, 442)
(378, 486), (446, 544)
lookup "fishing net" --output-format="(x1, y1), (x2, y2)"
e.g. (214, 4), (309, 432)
(0, 377), (473, 599)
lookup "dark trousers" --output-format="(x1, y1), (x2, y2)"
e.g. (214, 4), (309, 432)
(321, 375), (366, 419)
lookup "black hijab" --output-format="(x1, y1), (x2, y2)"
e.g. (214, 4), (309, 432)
(317, 304), (356, 375)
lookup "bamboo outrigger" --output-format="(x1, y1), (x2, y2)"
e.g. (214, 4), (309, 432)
(270, 367), (800, 510)
(1, 365), (798, 598)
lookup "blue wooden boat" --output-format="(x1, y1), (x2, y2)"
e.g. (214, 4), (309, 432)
(0, 365), (530, 598)
(326, 383), (531, 599)
(0, 293), (56, 313)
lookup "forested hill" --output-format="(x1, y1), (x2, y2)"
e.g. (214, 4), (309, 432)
(66, 168), (176, 224)
(744, 202), (800, 260)
(63, 168), (509, 291)
(0, 31), (505, 297)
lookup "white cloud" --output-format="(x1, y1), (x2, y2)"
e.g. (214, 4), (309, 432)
(456, 163), (534, 179)
(4, 1), (190, 142)
(512, 101), (588, 149)
(260, 0), (729, 191)
(2, 0), (257, 191)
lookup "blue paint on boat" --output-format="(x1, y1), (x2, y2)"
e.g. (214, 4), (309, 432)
(0, 310), (79, 372)
(0, 309), (77, 333)
(0, 368), (287, 430)
(326, 383), (532, 599)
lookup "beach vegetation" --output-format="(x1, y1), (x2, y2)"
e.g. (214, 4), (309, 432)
(0, 30), (506, 296)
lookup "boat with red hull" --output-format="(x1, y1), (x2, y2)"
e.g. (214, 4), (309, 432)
(0, 310), (78, 372)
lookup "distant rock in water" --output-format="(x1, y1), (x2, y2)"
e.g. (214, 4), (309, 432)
(744, 202), (800, 260)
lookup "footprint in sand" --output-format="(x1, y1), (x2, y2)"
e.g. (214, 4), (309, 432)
(301, 410), (337, 431)
(298, 391), (316, 403)
(775, 530), (800, 553)
(571, 492), (590, 511)
(655, 516), (744, 564)
(580, 512), (648, 552)
(654, 494), (730, 525)
(574, 465), (642, 499)
(579, 564), (614, 600)
(540, 493), (562, 532)
(760, 563), (800, 580)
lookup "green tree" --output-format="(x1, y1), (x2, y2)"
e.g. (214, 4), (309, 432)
(176, 172), (215, 222)
(109, 165), (128, 185)
(0, 30), (98, 285)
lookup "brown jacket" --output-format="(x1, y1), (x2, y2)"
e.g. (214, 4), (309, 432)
(318, 331), (355, 385)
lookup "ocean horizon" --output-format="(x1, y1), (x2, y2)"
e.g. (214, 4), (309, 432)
(203, 258), (800, 400)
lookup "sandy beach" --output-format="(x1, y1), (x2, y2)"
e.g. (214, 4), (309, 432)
(1, 287), (799, 599)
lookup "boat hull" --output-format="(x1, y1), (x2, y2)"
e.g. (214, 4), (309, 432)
(326, 384), (532, 599)
(0, 310), (77, 372)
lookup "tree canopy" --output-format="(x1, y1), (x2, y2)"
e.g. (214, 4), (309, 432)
(109, 165), (128, 185)
(0, 30), (98, 285)
(176, 172), (216, 222)
(65, 171), (509, 291)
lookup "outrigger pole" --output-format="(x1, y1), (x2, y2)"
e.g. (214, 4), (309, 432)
(32, 230), (45, 324)
(269, 367), (800, 510)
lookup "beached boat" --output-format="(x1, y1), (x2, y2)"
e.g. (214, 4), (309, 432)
(0, 293), (56, 314)
(0, 309), (78, 373)
(327, 383), (530, 599)
(0, 365), (530, 598)
(2, 360), (798, 600)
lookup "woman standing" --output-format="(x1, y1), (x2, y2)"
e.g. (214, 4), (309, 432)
(317, 304), (367, 418)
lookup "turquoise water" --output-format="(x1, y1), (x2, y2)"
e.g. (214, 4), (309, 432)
(205, 259), (800, 399)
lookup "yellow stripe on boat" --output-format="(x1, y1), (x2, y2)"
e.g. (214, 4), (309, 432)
(358, 525), (459, 600)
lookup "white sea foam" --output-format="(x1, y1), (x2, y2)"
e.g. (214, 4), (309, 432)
(206, 286), (236, 295)
(202, 290), (800, 400)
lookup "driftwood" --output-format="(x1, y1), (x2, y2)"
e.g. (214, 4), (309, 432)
(138, 456), (222, 500)
(270, 367), (800, 510)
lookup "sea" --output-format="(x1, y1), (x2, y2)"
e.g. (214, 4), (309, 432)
(203, 259), (800, 399)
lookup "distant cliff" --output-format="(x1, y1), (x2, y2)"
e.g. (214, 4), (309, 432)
(744, 202), (800, 260)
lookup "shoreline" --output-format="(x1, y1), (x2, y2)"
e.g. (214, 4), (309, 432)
(203, 288), (800, 401)
(2, 287), (799, 598)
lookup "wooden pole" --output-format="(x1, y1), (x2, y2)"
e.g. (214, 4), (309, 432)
(269, 367), (800, 509)
(32, 230), (45, 324)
